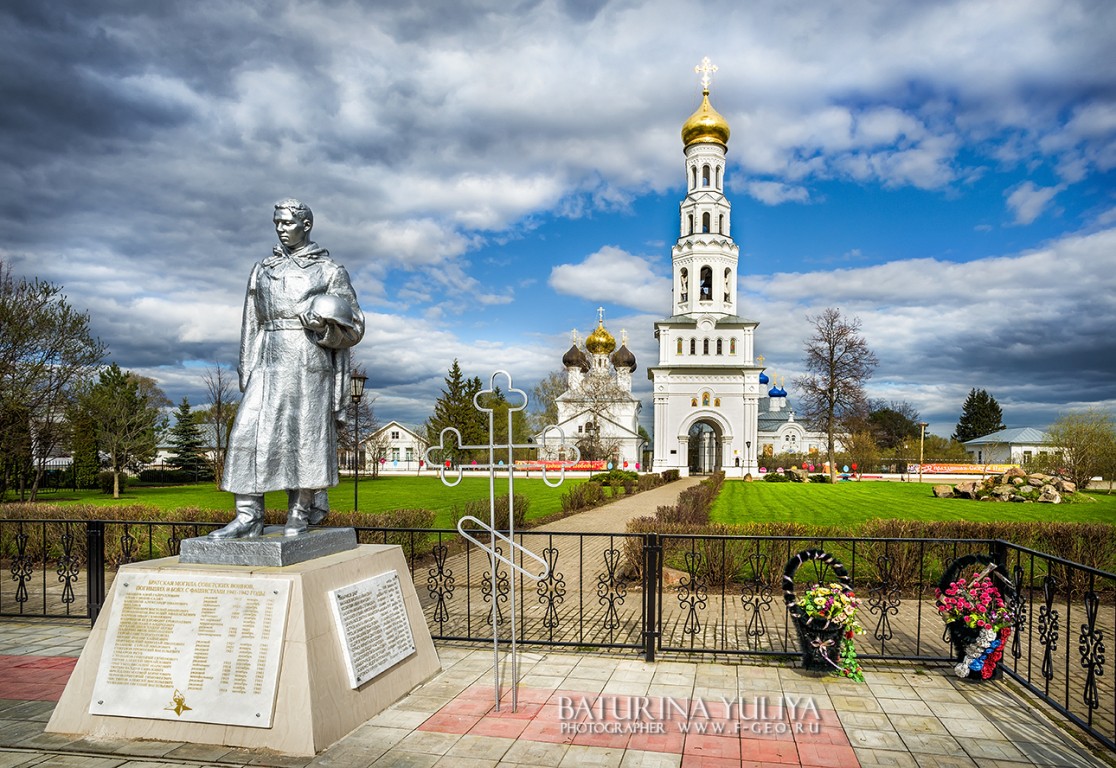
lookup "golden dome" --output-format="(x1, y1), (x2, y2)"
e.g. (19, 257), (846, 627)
(585, 320), (616, 355)
(681, 89), (730, 148)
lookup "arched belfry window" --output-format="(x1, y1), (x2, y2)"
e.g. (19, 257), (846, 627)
(716, 166), (722, 189)
(688, 214), (694, 235)
(702, 212), (710, 233)
(691, 166), (697, 190)
(718, 214), (724, 234)
(699, 266), (712, 300)
(702, 165), (710, 186)
(679, 267), (688, 302)
(724, 267), (732, 303)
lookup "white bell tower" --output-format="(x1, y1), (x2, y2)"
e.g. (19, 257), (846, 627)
(648, 59), (764, 477)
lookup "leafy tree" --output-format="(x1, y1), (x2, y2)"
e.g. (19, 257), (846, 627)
(921, 434), (970, 463)
(953, 388), (1005, 442)
(867, 400), (921, 452)
(0, 259), (104, 499)
(68, 406), (100, 489)
(77, 363), (169, 497)
(199, 363), (239, 487)
(794, 308), (878, 482)
(424, 360), (485, 465)
(839, 429), (881, 475)
(1041, 409), (1116, 490)
(166, 397), (210, 480)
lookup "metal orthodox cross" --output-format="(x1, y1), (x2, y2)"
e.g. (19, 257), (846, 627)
(695, 56), (718, 90)
(425, 371), (580, 713)
(597, 306), (605, 323)
(757, 355), (765, 366)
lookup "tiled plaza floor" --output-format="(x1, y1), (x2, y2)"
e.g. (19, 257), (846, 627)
(0, 620), (1112, 768)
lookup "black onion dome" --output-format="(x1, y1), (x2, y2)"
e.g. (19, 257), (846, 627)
(611, 344), (637, 372)
(562, 344), (590, 372)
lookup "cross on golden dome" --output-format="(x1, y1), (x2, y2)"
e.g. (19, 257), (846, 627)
(695, 56), (718, 92)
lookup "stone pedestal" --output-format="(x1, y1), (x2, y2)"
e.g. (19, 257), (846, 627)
(47, 544), (440, 756)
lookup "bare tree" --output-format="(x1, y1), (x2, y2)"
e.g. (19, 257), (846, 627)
(200, 363), (239, 488)
(337, 363), (380, 477)
(794, 308), (878, 482)
(0, 260), (104, 500)
(565, 372), (626, 463)
(529, 370), (566, 432)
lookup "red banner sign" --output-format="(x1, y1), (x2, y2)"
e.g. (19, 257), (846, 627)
(513, 460), (607, 471)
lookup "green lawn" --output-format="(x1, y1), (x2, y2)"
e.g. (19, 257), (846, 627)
(710, 479), (1116, 526)
(20, 476), (586, 529)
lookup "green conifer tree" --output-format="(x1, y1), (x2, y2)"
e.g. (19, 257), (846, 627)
(167, 397), (210, 480)
(953, 388), (1006, 442)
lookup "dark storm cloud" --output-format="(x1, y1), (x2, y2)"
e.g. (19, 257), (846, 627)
(1, 0), (1113, 430)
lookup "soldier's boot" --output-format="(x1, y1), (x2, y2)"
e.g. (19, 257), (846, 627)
(208, 494), (265, 539)
(285, 488), (322, 537)
(308, 488), (329, 525)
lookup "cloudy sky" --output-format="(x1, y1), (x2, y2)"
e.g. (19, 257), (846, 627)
(2, 0), (1114, 440)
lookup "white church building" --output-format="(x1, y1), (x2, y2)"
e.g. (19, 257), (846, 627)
(543, 316), (644, 469)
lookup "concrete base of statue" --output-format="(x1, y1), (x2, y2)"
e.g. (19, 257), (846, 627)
(47, 544), (440, 756)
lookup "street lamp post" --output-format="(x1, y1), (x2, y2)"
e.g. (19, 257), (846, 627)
(350, 373), (368, 512)
(746, 440), (751, 476)
(918, 422), (929, 484)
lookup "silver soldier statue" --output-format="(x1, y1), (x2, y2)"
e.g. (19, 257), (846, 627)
(210, 198), (365, 539)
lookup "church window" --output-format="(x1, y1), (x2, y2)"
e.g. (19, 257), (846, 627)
(702, 212), (710, 233)
(702, 392), (710, 406)
(679, 267), (688, 302)
(702, 338), (709, 355)
(716, 165), (722, 189)
(718, 214), (724, 234)
(689, 338), (696, 355)
(702, 164), (710, 186)
(691, 166), (697, 189)
(729, 338), (736, 354)
(691, 397), (698, 407)
(716, 338), (722, 355)
(724, 267), (732, 302)
(687, 214), (694, 235)
(714, 398), (720, 407)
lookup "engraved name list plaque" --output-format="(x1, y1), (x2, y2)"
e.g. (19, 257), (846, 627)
(329, 570), (416, 689)
(90, 572), (291, 727)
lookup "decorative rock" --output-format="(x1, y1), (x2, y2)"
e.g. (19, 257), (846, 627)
(1039, 486), (1061, 504)
(1003, 467), (1027, 479)
(1011, 477), (1025, 486)
(954, 481), (981, 499)
(933, 485), (954, 498)
(1056, 479), (1076, 494)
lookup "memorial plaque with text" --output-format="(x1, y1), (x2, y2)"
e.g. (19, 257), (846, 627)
(90, 572), (291, 727)
(329, 571), (416, 689)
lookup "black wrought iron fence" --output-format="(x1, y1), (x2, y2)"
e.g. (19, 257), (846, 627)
(1, 517), (1112, 751)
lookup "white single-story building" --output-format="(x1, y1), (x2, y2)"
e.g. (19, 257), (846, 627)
(962, 427), (1054, 466)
